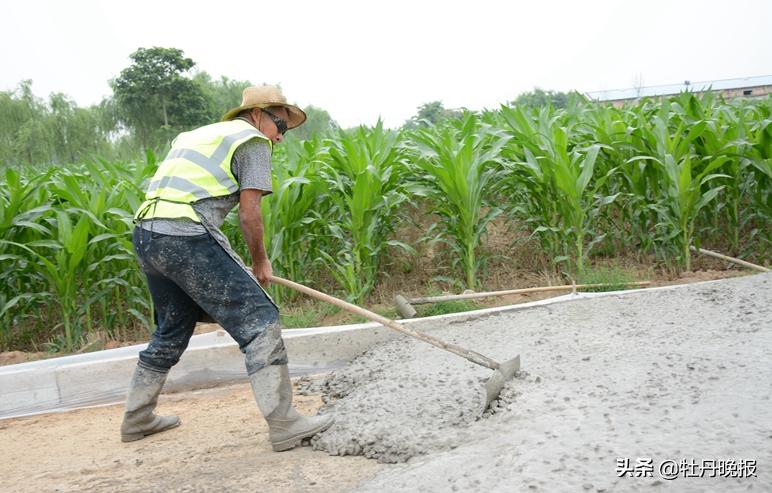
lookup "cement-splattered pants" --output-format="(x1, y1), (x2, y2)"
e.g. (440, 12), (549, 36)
(132, 227), (287, 375)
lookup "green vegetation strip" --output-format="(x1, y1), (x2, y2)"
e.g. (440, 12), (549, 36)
(1, 93), (770, 352)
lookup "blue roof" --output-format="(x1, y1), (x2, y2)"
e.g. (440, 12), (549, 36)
(587, 75), (772, 101)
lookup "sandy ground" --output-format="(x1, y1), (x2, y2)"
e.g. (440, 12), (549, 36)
(2, 273), (770, 492)
(0, 381), (381, 493)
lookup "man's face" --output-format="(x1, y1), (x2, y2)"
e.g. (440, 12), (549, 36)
(254, 107), (290, 144)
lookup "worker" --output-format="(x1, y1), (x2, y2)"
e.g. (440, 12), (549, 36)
(120, 85), (333, 451)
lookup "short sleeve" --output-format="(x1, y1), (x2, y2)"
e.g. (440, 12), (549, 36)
(231, 139), (273, 194)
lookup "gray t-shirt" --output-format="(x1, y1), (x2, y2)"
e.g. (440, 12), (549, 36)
(139, 133), (272, 236)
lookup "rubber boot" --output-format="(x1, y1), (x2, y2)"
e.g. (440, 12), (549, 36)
(120, 365), (181, 442)
(250, 365), (334, 451)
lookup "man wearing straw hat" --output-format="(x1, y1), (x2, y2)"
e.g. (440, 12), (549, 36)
(122, 85), (333, 451)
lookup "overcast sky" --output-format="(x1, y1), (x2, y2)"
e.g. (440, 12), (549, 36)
(3, 0), (770, 128)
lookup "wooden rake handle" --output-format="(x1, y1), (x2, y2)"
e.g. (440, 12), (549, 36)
(690, 246), (769, 273)
(270, 276), (501, 370)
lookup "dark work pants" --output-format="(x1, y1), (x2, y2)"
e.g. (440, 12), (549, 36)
(132, 227), (286, 374)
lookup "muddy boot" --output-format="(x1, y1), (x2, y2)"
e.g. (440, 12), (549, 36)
(250, 365), (334, 451)
(120, 365), (181, 442)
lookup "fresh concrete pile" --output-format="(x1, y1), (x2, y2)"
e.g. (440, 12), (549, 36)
(309, 337), (492, 462)
(310, 273), (771, 491)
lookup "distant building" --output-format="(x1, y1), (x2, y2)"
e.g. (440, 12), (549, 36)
(586, 75), (772, 107)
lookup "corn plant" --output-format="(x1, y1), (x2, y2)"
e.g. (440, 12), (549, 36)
(500, 105), (617, 273)
(734, 99), (772, 257)
(409, 113), (506, 289)
(2, 95), (771, 353)
(317, 122), (411, 303)
(577, 103), (644, 256)
(626, 97), (730, 271)
(0, 168), (54, 345)
(2, 210), (92, 349)
(682, 98), (745, 254)
(1, 158), (154, 351)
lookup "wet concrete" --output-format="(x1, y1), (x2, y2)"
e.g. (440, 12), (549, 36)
(309, 337), (492, 462)
(310, 273), (772, 491)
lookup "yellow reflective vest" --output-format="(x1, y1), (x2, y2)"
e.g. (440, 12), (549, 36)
(135, 119), (271, 222)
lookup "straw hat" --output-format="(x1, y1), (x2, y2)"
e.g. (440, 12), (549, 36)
(222, 85), (307, 129)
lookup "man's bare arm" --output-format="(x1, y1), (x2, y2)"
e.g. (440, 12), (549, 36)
(239, 189), (272, 285)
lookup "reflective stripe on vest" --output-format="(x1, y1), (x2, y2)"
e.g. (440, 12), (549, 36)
(135, 119), (271, 222)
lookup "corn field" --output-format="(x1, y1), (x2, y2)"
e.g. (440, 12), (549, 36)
(2, 93), (770, 352)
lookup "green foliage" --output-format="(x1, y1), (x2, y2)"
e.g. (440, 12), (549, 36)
(498, 93), (771, 273)
(418, 299), (480, 317)
(2, 93), (770, 353)
(577, 265), (639, 292)
(279, 302), (339, 329)
(410, 113), (506, 289)
(280, 307), (324, 329)
(0, 81), (116, 166)
(112, 47), (210, 149)
(192, 72), (252, 121)
(510, 88), (574, 109)
(292, 106), (339, 140)
(0, 51), (339, 166)
(317, 121), (412, 303)
(404, 101), (463, 129)
(499, 104), (618, 273)
(0, 159), (151, 351)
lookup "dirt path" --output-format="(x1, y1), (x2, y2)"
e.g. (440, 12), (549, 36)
(0, 381), (381, 493)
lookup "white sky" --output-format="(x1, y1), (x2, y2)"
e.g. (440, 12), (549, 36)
(2, 0), (771, 128)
